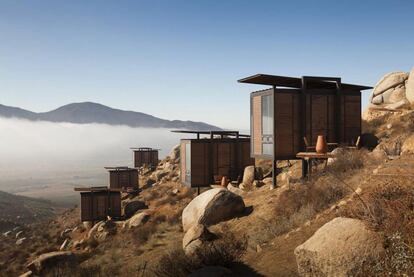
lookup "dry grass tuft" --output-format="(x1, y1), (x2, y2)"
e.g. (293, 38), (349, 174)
(343, 183), (414, 275)
(327, 149), (367, 173)
(152, 232), (247, 277)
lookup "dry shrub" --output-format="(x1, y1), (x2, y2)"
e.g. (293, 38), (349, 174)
(343, 183), (414, 275)
(264, 176), (347, 237)
(131, 221), (158, 244)
(327, 149), (366, 173)
(152, 233), (247, 277)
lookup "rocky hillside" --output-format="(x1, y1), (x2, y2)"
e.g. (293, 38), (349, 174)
(4, 70), (414, 276)
(0, 191), (56, 232)
(0, 102), (221, 130)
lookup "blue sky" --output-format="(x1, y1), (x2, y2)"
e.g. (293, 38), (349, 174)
(0, 0), (413, 130)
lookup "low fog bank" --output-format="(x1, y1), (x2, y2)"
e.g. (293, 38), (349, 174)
(0, 117), (184, 199)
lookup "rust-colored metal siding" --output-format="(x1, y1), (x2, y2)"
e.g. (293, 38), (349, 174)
(274, 92), (301, 159)
(181, 138), (254, 187)
(80, 191), (121, 222)
(109, 169), (138, 189)
(251, 88), (363, 160)
(134, 150), (159, 168)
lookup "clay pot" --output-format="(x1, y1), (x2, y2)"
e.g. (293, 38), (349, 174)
(315, 135), (328, 154)
(221, 176), (229, 187)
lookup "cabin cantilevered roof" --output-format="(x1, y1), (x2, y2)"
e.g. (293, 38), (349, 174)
(238, 74), (372, 91)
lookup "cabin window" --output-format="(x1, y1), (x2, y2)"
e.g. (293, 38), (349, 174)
(262, 94), (273, 155)
(185, 143), (191, 183)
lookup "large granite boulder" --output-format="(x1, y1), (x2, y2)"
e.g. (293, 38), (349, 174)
(182, 188), (245, 232)
(406, 68), (414, 106)
(242, 166), (255, 186)
(294, 217), (383, 277)
(128, 211), (150, 228)
(27, 251), (77, 275)
(371, 72), (409, 105)
(182, 224), (217, 256)
(123, 200), (147, 218)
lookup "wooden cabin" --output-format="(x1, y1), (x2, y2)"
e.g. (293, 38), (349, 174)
(131, 147), (159, 170)
(74, 187), (121, 222)
(105, 167), (139, 190)
(172, 130), (254, 189)
(239, 74), (372, 186)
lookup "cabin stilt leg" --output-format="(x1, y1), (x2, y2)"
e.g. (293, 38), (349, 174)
(271, 160), (277, 190)
(301, 159), (308, 180)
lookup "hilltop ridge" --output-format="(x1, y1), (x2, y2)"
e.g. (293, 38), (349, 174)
(0, 102), (221, 130)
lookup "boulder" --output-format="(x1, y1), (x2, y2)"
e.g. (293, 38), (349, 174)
(406, 68), (414, 106)
(83, 221), (93, 230)
(128, 212), (150, 228)
(372, 72), (408, 98)
(169, 145), (180, 161)
(369, 148), (388, 161)
(16, 238), (26, 245)
(59, 239), (69, 251)
(182, 188), (245, 232)
(27, 251), (77, 275)
(227, 183), (244, 196)
(242, 166), (255, 186)
(16, 230), (23, 239)
(87, 221), (116, 242)
(182, 224), (217, 256)
(60, 228), (72, 238)
(123, 200), (147, 218)
(188, 266), (232, 277)
(152, 170), (169, 182)
(253, 180), (264, 188)
(402, 134), (414, 154)
(19, 271), (33, 277)
(294, 217), (383, 277)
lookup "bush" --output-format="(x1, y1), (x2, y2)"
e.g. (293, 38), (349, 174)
(327, 149), (366, 173)
(131, 221), (158, 244)
(152, 233), (247, 277)
(262, 176), (347, 238)
(343, 184), (414, 275)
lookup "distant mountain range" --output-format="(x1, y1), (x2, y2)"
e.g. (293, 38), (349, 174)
(0, 102), (221, 130)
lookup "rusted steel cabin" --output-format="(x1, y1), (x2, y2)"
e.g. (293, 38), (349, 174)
(105, 167), (139, 190)
(74, 187), (121, 222)
(130, 147), (159, 170)
(172, 130), (254, 190)
(238, 74), (372, 187)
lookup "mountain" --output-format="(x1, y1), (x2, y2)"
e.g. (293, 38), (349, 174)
(0, 102), (221, 130)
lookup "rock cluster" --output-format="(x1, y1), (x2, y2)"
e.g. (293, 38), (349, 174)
(145, 145), (181, 186)
(368, 68), (414, 111)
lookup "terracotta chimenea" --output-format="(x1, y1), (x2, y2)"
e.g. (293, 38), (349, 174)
(315, 135), (328, 154)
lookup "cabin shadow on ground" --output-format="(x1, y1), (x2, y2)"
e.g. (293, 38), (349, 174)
(230, 262), (265, 276)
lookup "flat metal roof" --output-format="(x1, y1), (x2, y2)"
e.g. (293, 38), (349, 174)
(238, 74), (372, 91)
(130, 147), (160, 151)
(171, 130), (250, 138)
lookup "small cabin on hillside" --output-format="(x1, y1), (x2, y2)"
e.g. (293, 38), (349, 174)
(105, 167), (139, 190)
(239, 74), (372, 186)
(172, 130), (254, 190)
(130, 147), (159, 170)
(74, 187), (121, 222)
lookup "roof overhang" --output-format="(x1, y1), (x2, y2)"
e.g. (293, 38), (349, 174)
(238, 74), (372, 91)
